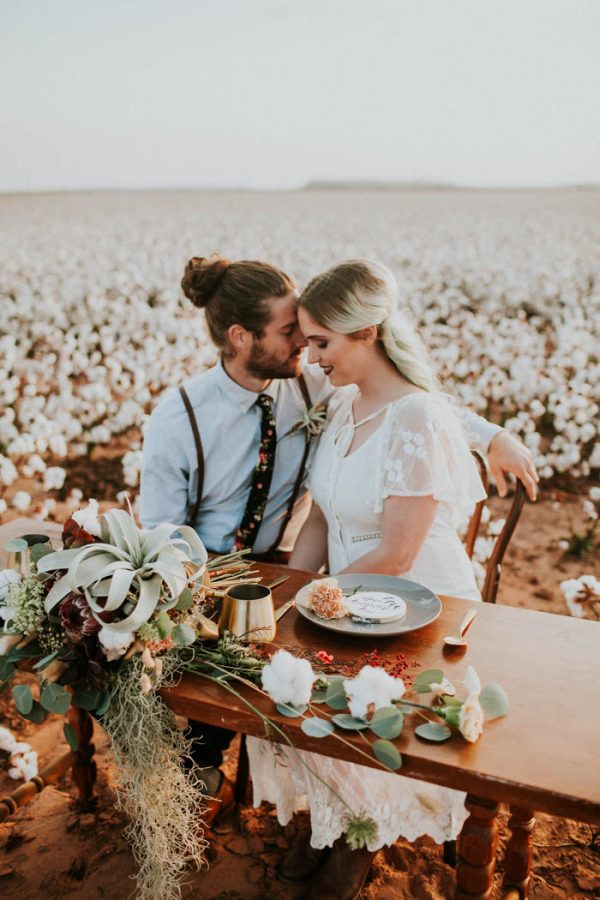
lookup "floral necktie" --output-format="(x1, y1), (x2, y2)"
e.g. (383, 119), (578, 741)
(233, 393), (277, 551)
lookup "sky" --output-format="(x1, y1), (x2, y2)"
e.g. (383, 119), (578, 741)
(1, 0), (599, 191)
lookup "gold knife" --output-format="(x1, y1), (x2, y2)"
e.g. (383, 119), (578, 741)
(275, 598), (296, 621)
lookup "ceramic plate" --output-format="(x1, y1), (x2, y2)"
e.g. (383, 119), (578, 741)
(295, 574), (442, 637)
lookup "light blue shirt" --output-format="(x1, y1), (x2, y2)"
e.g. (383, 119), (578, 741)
(140, 362), (333, 553)
(139, 361), (501, 553)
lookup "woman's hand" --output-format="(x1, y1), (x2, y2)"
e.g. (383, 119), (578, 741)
(488, 432), (539, 501)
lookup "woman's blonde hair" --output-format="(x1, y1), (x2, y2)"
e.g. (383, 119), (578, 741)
(299, 260), (438, 392)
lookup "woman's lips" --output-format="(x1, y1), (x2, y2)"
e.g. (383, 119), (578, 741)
(322, 366), (333, 376)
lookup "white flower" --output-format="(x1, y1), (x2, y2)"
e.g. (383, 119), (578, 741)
(558, 539), (570, 551)
(0, 568), (21, 602)
(0, 726), (18, 753)
(429, 676), (456, 698)
(487, 518), (506, 537)
(458, 693), (485, 743)
(43, 466), (66, 491)
(589, 487), (600, 502)
(261, 649), (316, 707)
(98, 625), (134, 661)
(12, 491), (31, 512)
(71, 498), (102, 537)
(343, 665), (405, 720)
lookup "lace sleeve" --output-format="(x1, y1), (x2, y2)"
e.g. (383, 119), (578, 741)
(375, 395), (487, 515)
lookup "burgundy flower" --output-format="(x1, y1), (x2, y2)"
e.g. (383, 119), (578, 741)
(59, 592), (101, 641)
(62, 516), (99, 549)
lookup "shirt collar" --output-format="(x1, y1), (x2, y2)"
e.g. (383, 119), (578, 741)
(215, 361), (281, 413)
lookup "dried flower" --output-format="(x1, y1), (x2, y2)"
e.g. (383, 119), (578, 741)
(458, 694), (485, 743)
(344, 815), (380, 850)
(309, 579), (347, 620)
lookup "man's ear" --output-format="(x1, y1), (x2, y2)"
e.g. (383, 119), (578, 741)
(227, 324), (251, 352)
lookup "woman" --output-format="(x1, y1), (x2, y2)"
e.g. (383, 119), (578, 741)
(247, 260), (486, 898)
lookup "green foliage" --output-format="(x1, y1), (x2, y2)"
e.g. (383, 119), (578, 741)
(301, 716), (335, 738)
(13, 683), (33, 714)
(368, 707), (404, 739)
(415, 722), (452, 742)
(325, 676), (348, 710)
(41, 683), (71, 715)
(412, 668), (444, 693)
(276, 702), (307, 717)
(372, 739), (402, 770)
(479, 683), (509, 719)
(344, 815), (379, 850)
(175, 588), (193, 611)
(172, 623), (196, 646)
(63, 722), (79, 750)
(331, 714), (369, 731)
(23, 701), (46, 724)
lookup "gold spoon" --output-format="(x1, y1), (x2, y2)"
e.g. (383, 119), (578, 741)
(443, 608), (478, 647)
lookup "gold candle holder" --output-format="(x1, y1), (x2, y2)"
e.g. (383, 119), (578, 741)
(5, 534), (53, 576)
(218, 583), (276, 643)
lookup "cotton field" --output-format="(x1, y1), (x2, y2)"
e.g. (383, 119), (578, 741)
(0, 188), (599, 508)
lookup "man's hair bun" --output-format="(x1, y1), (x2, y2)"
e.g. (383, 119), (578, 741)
(181, 255), (232, 308)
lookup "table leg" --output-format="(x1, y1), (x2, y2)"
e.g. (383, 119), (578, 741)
(502, 806), (535, 899)
(70, 706), (97, 806)
(456, 794), (500, 898)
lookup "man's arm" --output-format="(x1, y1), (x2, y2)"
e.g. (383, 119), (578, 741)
(139, 412), (191, 528)
(455, 408), (539, 501)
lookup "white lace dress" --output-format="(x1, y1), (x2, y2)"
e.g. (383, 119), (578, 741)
(247, 389), (487, 850)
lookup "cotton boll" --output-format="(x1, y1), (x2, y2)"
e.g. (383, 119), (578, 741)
(12, 491), (31, 511)
(43, 466), (66, 491)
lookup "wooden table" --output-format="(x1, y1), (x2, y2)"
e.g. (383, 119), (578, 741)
(163, 562), (600, 900)
(2, 522), (599, 898)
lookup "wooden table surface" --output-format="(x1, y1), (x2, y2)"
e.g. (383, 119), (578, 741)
(2, 520), (598, 825)
(164, 562), (600, 827)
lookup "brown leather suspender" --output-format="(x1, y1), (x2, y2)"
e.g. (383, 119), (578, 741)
(178, 375), (313, 547)
(178, 385), (205, 527)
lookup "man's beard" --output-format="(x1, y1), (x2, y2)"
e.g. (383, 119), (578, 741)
(246, 340), (303, 380)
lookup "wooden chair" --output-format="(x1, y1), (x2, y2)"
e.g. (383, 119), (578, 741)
(465, 451), (527, 604)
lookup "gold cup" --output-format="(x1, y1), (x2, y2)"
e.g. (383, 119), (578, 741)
(5, 534), (53, 575)
(218, 583), (276, 643)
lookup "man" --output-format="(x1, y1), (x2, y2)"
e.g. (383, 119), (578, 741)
(140, 254), (539, 827)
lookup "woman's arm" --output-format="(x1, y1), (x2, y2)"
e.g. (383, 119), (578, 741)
(289, 501), (329, 572)
(340, 495), (438, 576)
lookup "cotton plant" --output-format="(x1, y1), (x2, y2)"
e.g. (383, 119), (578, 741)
(0, 726), (38, 781)
(560, 575), (600, 619)
(1, 190), (599, 493)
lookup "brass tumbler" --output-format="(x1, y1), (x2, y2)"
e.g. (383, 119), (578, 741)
(5, 534), (53, 575)
(218, 583), (276, 643)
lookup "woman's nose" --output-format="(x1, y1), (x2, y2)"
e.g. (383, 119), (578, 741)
(307, 345), (319, 365)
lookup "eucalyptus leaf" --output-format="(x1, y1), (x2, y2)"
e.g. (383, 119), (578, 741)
(369, 707), (404, 739)
(24, 701), (46, 724)
(479, 683), (509, 719)
(13, 683), (34, 715)
(325, 677), (348, 710)
(8, 641), (43, 660)
(72, 687), (102, 711)
(172, 623), (196, 646)
(301, 716), (335, 738)
(63, 722), (80, 751)
(276, 703), (307, 718)
(372, 739), (402, 770)
(30, 543), (54, 564)
(0, 657), (16, 682)
(331, 714), (369, 731)
(310, 688), (328, 704)
(412, 669), (444, 693)
(95, 690), (111, 717)
(156, 610), (174, 637)
(175, 588), (194, 611)
(41, 683), (71, 715)
(415, 722), (452, 742)
(3, 538), (28, 553)
(33, 649), (60, 670)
